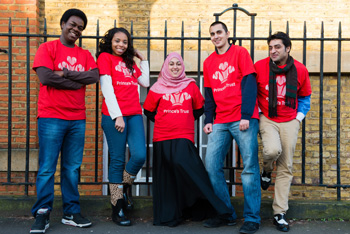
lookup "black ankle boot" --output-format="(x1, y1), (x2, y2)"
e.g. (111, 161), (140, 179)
(123, 184), (134, 211)
(111, 199), (131, 226)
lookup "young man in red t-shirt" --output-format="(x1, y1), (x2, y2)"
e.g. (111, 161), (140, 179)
(30, 9), (99, 234)
(202, 21), (261, 234)
(255, 32), (311, 232)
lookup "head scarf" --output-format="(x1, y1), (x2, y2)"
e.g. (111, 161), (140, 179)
(150, 52), (195, 94)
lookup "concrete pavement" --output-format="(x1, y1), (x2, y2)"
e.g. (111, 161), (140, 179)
(1, 216), (350, 234)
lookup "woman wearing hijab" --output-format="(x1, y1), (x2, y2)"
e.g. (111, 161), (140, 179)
(143, 52), (232, 227)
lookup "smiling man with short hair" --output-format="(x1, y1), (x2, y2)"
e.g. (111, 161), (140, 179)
(255, 31), (312, 232)
(30, 8), (99, 234)
(202, 21), (261, 234)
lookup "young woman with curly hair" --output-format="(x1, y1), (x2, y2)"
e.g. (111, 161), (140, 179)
(97, 27), (149, 226)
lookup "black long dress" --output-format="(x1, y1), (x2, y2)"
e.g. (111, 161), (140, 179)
(152, 138), (231, 226)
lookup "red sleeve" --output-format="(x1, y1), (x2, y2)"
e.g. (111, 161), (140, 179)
(85, 50), (97, 70)
(133, 63), (141, 79)
(97, 53), (112, 75)
(191, 83), (204, 110)
(238, 47), (256, 77)
(143, 90), (160, 112)
(297, 66), (312, 96)
(32, 43), (55, 71)
(203, 61), (211, 88)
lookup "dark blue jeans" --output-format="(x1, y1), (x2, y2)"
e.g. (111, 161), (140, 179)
(102, 114), (146, 183)
(31, 118), (86, 216)
(205, 119), (261, 223)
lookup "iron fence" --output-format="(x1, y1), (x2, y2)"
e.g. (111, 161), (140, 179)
(0, 3), (349, 200)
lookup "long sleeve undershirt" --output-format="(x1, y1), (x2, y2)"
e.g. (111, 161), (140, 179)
(101, 60), (150, 120)
(296, 95), (311, 122)
(241, 73), (257, 120)
(36, 67), (99, 89)
(36, 67), (82, 90)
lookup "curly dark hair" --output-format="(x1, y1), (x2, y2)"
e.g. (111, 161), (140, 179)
(97, 27), (135, 77)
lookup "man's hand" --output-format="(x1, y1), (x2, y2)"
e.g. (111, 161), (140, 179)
(239, 119), (250, 131)
(203, 123), (213, 134)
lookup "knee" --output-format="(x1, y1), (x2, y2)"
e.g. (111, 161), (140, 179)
(263, 146), (282, 161)
(132, 151), (146, 166)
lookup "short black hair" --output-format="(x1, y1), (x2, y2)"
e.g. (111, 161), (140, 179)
(268, 31), (292, 50)
(210, 21), (228, 33)
(60, 8), (88, 30)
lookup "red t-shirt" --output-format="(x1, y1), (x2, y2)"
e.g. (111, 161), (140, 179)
(143, 82), (204, 143)
(203, 45), (259, 124)
(97, 52), (142, 116)
(33, 39), (97, 120)
(255, 57), (312, 122)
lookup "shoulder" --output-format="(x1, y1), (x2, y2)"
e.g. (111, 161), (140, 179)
(293, 59), (308, 71)
(255, 57), (269, 67)
(97, 52), (111, 61)
(204, 51), (217, 64)
(230, 45), (249, 54)
(37, 40), (57, 51)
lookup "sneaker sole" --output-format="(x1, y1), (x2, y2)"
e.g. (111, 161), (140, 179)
(61, 219), (92, 228)
(30, 223), (49, 233)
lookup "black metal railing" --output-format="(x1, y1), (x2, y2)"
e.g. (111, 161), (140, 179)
(0, 3), (349, 200)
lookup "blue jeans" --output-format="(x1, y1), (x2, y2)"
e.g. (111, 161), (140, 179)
(31, 118), (86, 216)
(102, 114), (146, 183)
(205, 119), (261, 223)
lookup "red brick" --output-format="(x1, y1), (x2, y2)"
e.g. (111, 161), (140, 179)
(0, 0), (15, 3)
(8, 5), (20, 11)
(1, 12), (15, 18)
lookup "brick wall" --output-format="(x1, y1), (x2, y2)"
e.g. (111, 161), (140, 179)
(0, 0), (41, 195)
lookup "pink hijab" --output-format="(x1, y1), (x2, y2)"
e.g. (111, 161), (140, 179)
(150, 52), (195, 94)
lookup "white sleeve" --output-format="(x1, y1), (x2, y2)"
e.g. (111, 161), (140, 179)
(137, 60), (150, 88)
(100, 74), (122, 120)
(296, 112), (305, 122)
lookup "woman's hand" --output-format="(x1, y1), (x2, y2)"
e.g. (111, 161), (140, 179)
(134, 49), (146, 61)
(115, 116), (125, 133)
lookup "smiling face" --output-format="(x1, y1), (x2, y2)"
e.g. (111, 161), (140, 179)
(168, 57), (183, 78)
(60, 15), (84, 46)
(111, 32), (128, 56)
(209, 23), (230, 53)
(269, 39), (290, 65)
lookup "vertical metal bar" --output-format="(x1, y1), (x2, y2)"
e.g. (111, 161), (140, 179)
(25, 18), (30, 195)
(268, 21), (272, 57)
(196, 21), (201, 150)
(301, 21), (307, 184)
(181, 21), (184, 59)
(336, 22), (342, 200)
(114, 19), (116, 28)
(233, 8), (237, 38)
(164, 20), (167, 59)
(286, 21), (289, 36)
(145, 20), (151, 195)
(95, 19), (100, 182)
(130, 20), (133, 40)
(250, 15), (255, 61)
(44, 18), (47, 43)
(7, 18), (12, 183)
(319, 22), (324, 185)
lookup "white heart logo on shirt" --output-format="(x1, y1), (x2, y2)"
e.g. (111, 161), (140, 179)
(67, 56), (77, 66)
(219, 62), (228, 71)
